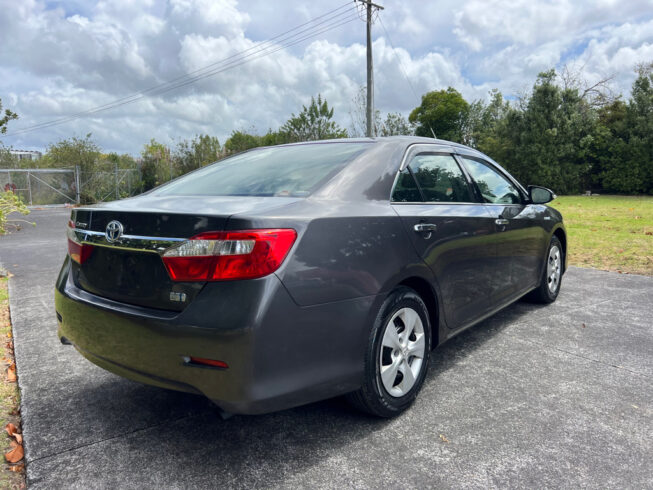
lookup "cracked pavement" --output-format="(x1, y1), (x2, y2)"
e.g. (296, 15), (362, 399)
(1, 209), (652, 488)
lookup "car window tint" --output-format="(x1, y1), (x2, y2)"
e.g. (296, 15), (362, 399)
(408, 154), (472, 203)
(156, 143), (371, 197)
(461, 157), (522, 204)
(391, 169), (422, 202)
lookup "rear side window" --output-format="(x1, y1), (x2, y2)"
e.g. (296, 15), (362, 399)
(156, 143), (371, 197)
(409, 154), (472, 203)
(461, 157), (522, 204)
(391, 169), (422, 202)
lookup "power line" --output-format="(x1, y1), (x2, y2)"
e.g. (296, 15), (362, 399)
(377, 16), (432, 136)
(8, 5), (357, 135)
(378, 16), (419, 102)
(6, 2), (358, 136)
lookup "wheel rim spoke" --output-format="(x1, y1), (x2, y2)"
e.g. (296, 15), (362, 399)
(398, 360), (416, 392)
(407, 333), (425, 358)
(399, 308), (419, 344)
(380, 358), (400, 390)
(382, 321), (401, 350)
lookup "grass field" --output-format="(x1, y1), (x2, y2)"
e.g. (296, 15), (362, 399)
(550, 195), (653, 276)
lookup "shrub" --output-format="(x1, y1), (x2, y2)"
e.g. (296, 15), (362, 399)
(0, 191), (31, 234)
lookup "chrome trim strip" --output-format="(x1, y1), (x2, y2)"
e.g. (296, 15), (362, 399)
(398, 143), (456, 171)
(71, 228), (186, 254)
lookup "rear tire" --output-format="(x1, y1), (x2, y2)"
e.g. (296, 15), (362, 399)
(347, 286), (431, 417)
(528, 235), (564, 304)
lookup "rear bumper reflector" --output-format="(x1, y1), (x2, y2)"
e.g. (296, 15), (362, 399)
(183, 356), (229, 369)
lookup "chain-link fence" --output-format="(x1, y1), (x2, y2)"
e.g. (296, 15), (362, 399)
(0, 168), (77, 205)
(0, 164), (141, 206)
(78, 162), (140, 204)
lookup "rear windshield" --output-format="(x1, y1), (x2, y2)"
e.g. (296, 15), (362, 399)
(156, 142), (371, 197)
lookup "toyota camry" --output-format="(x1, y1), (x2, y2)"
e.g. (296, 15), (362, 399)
(55, 136), (566, 417)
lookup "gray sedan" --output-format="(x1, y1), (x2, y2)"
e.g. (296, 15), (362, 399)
(55, 136), (566, 417)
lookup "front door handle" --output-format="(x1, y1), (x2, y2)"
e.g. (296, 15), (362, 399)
(495, 218), (509, 226)
(414, 223), (437, 232)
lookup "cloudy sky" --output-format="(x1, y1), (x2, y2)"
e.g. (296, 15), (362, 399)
(1, 0), (652, 155)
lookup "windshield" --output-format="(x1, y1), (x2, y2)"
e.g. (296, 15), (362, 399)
(156, 142), (371, 197)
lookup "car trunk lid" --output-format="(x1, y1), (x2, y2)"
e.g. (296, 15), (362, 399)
(68, 195), (301, 311)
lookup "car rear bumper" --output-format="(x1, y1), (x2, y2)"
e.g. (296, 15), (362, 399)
(55, 257), (377, 414)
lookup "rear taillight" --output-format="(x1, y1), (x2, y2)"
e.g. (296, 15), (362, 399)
(162, 229), (297, 282)
(67, 220), (94, 264)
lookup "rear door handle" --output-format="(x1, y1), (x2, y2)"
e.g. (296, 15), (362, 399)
(414, 223), (437, 232)
(495, 218), (509, 226)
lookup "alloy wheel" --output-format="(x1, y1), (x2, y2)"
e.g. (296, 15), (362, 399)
(379, 307), (426, 397)
(547, 245), (562, 294)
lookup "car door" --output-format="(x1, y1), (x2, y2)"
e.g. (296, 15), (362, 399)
(456, 153), (545, 300)
(391, 146), (499, 330)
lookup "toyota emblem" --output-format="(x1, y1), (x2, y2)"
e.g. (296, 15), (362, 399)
(105, 220), (124, 243)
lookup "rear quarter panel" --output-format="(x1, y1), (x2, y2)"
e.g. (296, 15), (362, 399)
(226, 199), (428, 306)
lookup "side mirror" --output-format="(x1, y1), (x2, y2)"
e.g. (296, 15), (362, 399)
(528, 185), (556, 204)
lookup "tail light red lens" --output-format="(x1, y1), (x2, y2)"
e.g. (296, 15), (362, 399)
(67, 220), (94, 264)
(162, 229), (297, 282)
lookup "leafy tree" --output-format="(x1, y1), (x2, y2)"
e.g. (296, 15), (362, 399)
(409, 87), (470, 142)
(174, 134), (221, 174)
(99, 152), (137, 170)
(223, 131), (263, 154)
(0, 147), (18, 168)
(42, 134), (101, 172)
(466, 90), (510, 147)
(0, 98), (18, 136)
(280, 94), (347, 142)
(596, 64), (653, 193)
(140, 139), (171, 191)
(478, 70), (598, 194)
(348, 85), (381, 137)
(404, 65), (651, 195)
(258, 130), (289, 146)
(379, 112), (413, 136)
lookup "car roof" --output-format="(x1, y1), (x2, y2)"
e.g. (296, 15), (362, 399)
(272, 135), (468, 149)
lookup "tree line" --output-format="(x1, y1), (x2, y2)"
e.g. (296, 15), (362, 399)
(1, 62), (651, 198)
(410, 64), (653, 195)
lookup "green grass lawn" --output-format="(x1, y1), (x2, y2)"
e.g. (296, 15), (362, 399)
(550, 195), (653, 275)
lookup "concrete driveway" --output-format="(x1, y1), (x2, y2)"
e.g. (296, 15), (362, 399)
(2, 209), (651, 488)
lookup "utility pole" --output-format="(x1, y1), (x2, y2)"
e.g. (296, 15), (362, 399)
(357, 0), (384, 138)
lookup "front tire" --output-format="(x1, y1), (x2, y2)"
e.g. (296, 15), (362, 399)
(528, 235), (564, 303)
(347, 286), (431, 417)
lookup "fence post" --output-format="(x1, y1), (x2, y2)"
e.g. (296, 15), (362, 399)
(27, 171), (33, 205)
(75, 165), (81, 204)
(114, 162), (119, 200)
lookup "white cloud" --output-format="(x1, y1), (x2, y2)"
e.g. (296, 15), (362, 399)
(0, 0), (651, 155)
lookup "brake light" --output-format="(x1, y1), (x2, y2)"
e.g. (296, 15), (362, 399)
(162, 229), (297, 282)
(67, 220), (94, 264)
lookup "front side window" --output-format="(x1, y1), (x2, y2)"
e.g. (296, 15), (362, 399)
(408, 154), (472, 203)
(461, 157), (522, 204)
(156, 143), (371, 197)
